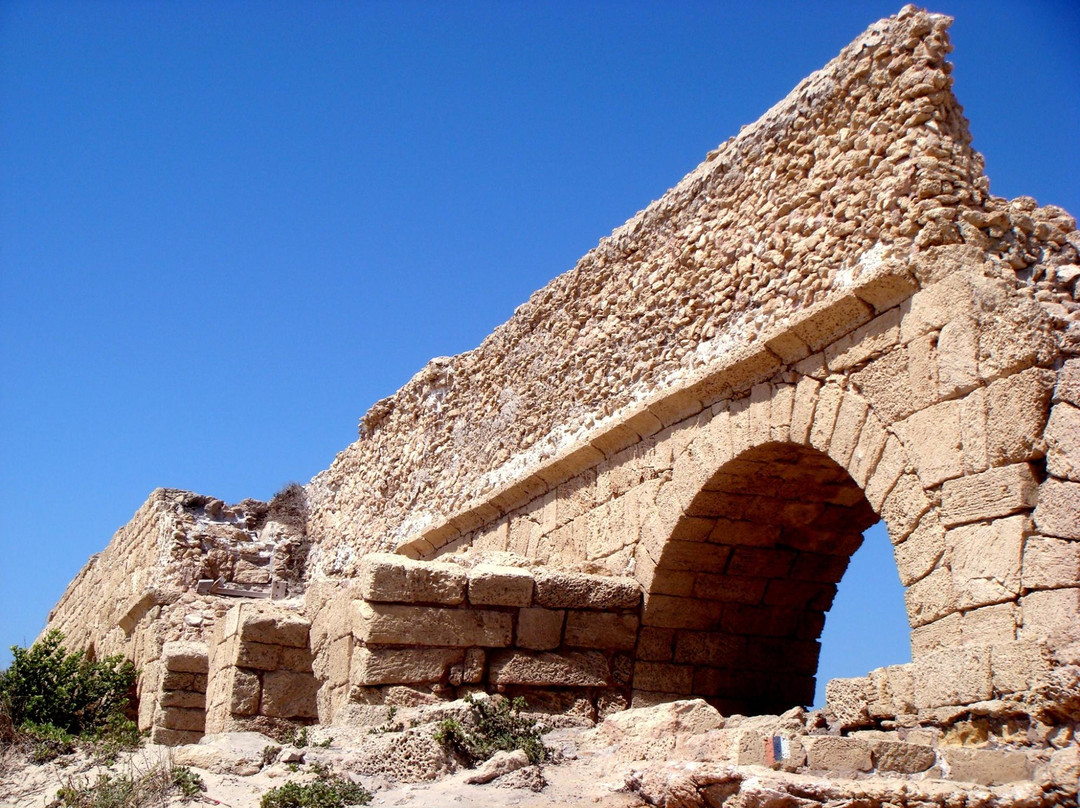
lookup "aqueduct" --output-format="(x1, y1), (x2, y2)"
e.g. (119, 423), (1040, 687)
(42, 5), (1079, 771)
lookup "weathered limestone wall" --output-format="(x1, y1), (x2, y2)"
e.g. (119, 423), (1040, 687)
(304, 6), (1077, 572)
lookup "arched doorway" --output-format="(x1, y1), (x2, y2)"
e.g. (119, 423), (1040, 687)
(636, 441), (881, 715)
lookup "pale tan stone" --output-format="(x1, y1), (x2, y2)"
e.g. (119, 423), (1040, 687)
(985, 367), (1055, 466)
(824, 677), (870, 730)
(351, 647), (463, 686)
(488, 650), (610, 687)
(768, 383), (795, 443)
(894, 516), (945, 586)
(946, 515), (1026, 609)
(788, 376), (821, 444)
(913, 645), (992, 709)
(1020, 588), (1080, 645)
(534, 570), (640, 609)
(825, 308), (901, 373)
(941, 463), (1039, 527)
(879, 474), (931, 543)
(910, 612), (960, 656)
(261, 670), (319, 719)
(939, 747), (1034, 785)
(517, 607), (564, 650)
(803, 736), (873, 772)
(1046, 402), (1080, 482)
(896, 399), (963, 488)
(959, 386), (989, 474)
(162, 641), (209, 673)
(236, 606), (310, 648)
(467, 564), (534, 606)
(1023, 535), (1080, 590)
(862, 436), (907, 511)
(991, 639), (1052, 694)
(633, 661), (694, 693)
(809, 383), (844, 454)
(850, 347), (916, 424)
(1033, 477), (1080, 540)
(358, 553), (467, 605)
(353, 601), (513, 647)
(905, 566), (957, 628)
(848, 412), (888, 488)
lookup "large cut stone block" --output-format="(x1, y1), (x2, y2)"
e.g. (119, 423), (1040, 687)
(534, 571), (640, 609)
(803, 736), (872, 773)
(162, 641), (209, 674)
(351, 646), (463, 686)
(913, 645), (992, 709)
(1033, 478), (1080, 540)
(261, 670), (319, 719)
(947, 515), (1026, 609)
(941, 463), (1038, 527)
(824, 677), (870, 730)
(224, 603), (310, 648)
(467, 564), (534, 606)
(1045, 402), (1080, 481)
(488, 650), (610, 687)
(517, 607), (563, 650)
(1019, 588), (1080, 646)
(353, 601), (513, 647)
(1023, 535), (1080, 591)
(357, 553), (467, 605)
(564, 610), (639, 651)
(940, 748), (1034, 786)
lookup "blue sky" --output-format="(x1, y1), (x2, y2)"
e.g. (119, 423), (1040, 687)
(1, 1), (1077, 707)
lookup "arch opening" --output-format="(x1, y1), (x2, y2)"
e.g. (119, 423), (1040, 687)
(638, 441), (882, 715)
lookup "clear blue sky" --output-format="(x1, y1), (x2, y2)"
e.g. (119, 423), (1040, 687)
(2, 1), (1077, 707)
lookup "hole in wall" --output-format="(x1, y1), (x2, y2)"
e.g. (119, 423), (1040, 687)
(811, 520), (911, 709)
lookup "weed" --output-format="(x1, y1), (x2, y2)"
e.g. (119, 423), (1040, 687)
(262, 744), (283, 767)
(20, 721), (77, 763)
(368, 705), (403, 735)
(313, 736), (332, 748)
(54, 763), (203, 807)
(286, 726), (310, 748)
(433, 694), (546, 766)
(260, 763), (370, 808)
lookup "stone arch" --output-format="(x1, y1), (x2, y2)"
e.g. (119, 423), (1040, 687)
(630, 379), (935, 714)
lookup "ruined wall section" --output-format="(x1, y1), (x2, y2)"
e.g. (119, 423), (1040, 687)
(305, 8), (1003, 573)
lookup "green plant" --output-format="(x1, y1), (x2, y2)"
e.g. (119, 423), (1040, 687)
(0, 631), (136, 737)
(313, 736), (332, 748)
(262, 744), (282, 766)
(259, 765), (371, 808)
(433, 694), (546, 766)
(286, 726), (310, 747)
(20, 721), (76, 763)
(170, 766), (204, 799)
(368, 705), (402, 735)
(88, 713), (142, 764)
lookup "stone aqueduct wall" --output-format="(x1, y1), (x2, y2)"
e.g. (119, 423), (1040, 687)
(40, 6), (1080, 746)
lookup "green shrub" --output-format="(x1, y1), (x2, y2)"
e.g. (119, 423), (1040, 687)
(20, 721), (76, 763)
(0, 630), (136, 737)
(259, 765), (371, 808)
(433, 694), (546, 766)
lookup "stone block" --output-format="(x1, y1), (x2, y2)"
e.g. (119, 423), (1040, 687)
(824, 677), (870, 730)
(936, 318), (978, 397)
(803, 736), (872, 773)
(1023, 535), (1080, 590)
(913, 645), (992, 709)
(633, 661), (694, 693)
(161, 670), (198, 691)
(533, 571), (640, 609)
(991, 639), (1052, 695)
(1020, 588), (1080, 645)
(162, 641), (209, 673)
(281, 646), (313, 673)
(353, 601), (513, 647)
(1033, 478), (1080, 540)
(792, 294), (872, 352)
(467, 564), (534, 606)
(464, 648), (485, 684)
(941, 463), (1039, 527)
(824, 308), (901, 373)
(149, 727), (203, 747)
(357, 552), (467, 605)
(850, 347), (915, 424)
(326, 635), (353, 687)
(904, 566), (957, 628)
(564, 610), (639, 651)
(895, 399), (963, 488)
(940, 748), (1034, 785)
(636, 627), (675, 661)
(1055, 358), (1080, 406)
(233, 640), (284, 671)
(488, 650), (610, 687)
(642, 595), (723, 630)
(788, 376), (821, 444)
(947, 515), (1026, 609)
(808, 383), (844, 454)
(261, 670), (318, 719)
(351, 646), (463, 686)
(959, 386), (989, 473)
(867, 664), (915, 718)
(236, 606), (310, 648)
(159, 690), (206, 710)
(1045, 402), (1080, 481)
(985, 367), (1055, 466)
(672, 631), (744, 666)
(155, 706), (205, 733)
(517, 607), (563, 650)
(961, 601), (1016, 645)
(227, 667), (261, 716)
(894, 516), (945, 586)
(879, 473), (931, 542)
(910, 612), (960, 656)
(870, 740), (935, 774)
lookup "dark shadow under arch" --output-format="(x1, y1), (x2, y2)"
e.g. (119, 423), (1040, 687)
(638, 441), (880, 715)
